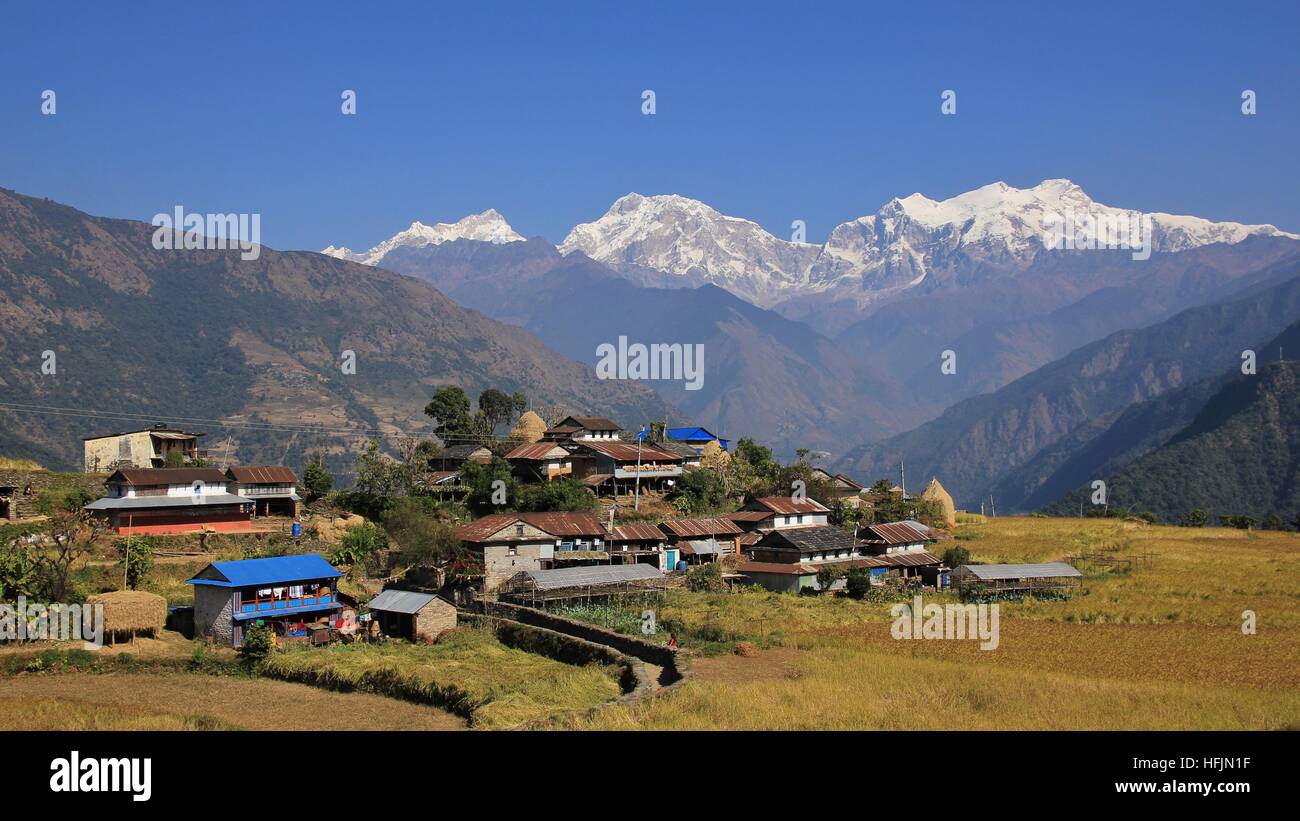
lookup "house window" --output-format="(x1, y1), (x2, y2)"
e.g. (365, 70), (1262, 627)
(796, 515), (804, 524)
(507, 545), (517, 556)
(515, 523), (525, 538)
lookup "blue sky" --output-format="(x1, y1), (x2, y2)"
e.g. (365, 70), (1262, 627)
(2, 0), (1297, 252)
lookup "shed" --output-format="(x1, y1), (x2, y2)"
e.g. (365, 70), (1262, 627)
(501, 563), (669, 604)
(366, 589), (457, 641)
(951, 562), (1083, 597)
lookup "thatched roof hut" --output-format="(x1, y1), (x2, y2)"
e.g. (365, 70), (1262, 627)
(921, 477), (957, 527)
(86, 590), (167, 640)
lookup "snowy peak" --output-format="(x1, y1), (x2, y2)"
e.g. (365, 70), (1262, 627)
(559, 192), (821, 303)
(322, 209), (523, 266)
(561, 180), (1297, 307)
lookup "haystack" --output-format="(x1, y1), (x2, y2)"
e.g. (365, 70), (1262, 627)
(921, 477), (957, 528)
(86, 590), (167, 641)
(511, 411), (547, 443)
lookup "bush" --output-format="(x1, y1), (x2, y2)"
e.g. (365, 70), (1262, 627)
(330, 522), (389, 567)
(1180, 508), (1210, 528)
(845, 566), (872, 599)
(686, 562), (725, 593)
(238, 622), (275, 660)
(115, 535), (157, 590)
(942, 546), (971, 569)
(302, 458), (333, 501)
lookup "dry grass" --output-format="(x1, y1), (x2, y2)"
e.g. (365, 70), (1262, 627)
(0, 457), (43, 470)
(262, 626), (622, 728)
(0, 671), (465, 730)
(86, 590), (167, 636)
(567, 517), (1300, 730)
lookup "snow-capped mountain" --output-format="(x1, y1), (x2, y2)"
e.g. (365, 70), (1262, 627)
(560, 180), (1299, 308)
(322, 209), (523, 266)
(557, 193), (822, 299)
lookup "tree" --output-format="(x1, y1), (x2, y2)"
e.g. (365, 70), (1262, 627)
(1180, 508), (1210, 528)
(460, 456), (517, 515)
(942, 546), (971, 570)
(1262, 514), (1285, 531)
(478, 388), (527, 431)
(302, 453), (333, 501)
(382, 498), (459, 568)
(845, 566), (872, 599)
(815, 565), (839, 593)
(670, 467), (727, 513)
(39, 510), (105, 601)
(116, 535), (157, 590)
(164, 449), (185, 468)
(516, 478), (597, 513)
(424, 385), (474, 438)
(733, 438), (778, 486)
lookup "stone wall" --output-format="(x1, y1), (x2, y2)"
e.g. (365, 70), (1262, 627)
(193, 585), (233, 644)
(469, 599), (684, 683)
(0, 470), (106, 521)
(414, 598), (458, 638)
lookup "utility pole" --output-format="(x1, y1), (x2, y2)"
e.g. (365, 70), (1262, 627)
(634, 426), (644, 511)
(900, 461), (906, 497)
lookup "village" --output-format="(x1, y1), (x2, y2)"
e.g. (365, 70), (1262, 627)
(0, 395), (1290, 732)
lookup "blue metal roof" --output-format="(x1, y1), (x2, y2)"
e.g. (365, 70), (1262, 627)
(635, 427), (729, 449)
(187, 554), (343, 588)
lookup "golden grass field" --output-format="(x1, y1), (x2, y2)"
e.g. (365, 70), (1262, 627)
(569, 517), (1300, 730)
(262, 625), (623, 728)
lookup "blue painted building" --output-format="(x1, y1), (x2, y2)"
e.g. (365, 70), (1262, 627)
(635, 426), (729, 452)
(187, 554), (344, 646)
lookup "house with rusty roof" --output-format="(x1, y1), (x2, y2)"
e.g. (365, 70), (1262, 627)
(453, 511), (608, 591)
(736, 495), (831, 532)
(607, 522), (669, 569)
(504, 441), (576, 482)
(225, 465), (300, 517)
(811, 468), (867, 508)
(658, 517), (743, 566)
(542, 415), (622, 443)
(84, 467), (252, 535)
(861, 521), (936, 555)
(741, 523), (943, 592)
(570, 439), (685, 496)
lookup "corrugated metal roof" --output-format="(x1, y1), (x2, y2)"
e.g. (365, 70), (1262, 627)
(366, 589), (439, 614)
(516, 563), (663, 591)
(579, 441), (683, 463)
(505, 442), (568, 460)
(611, 523), (664, 542)
(454, 511), (606, 542)
(726, 511), (772, 522)
(876, 551), (942, 567)
(187, 554), (342, 588)
(660, 517), (743, 537)
(227, 466), (298, 484)
(956, 562), (1082, 580)
(679, 541), (719, 556)
(108, 468), (228, 486)
(751, 496), (830, 515)
(866, 522), (934, 545)
(85, 493), (247, 510)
